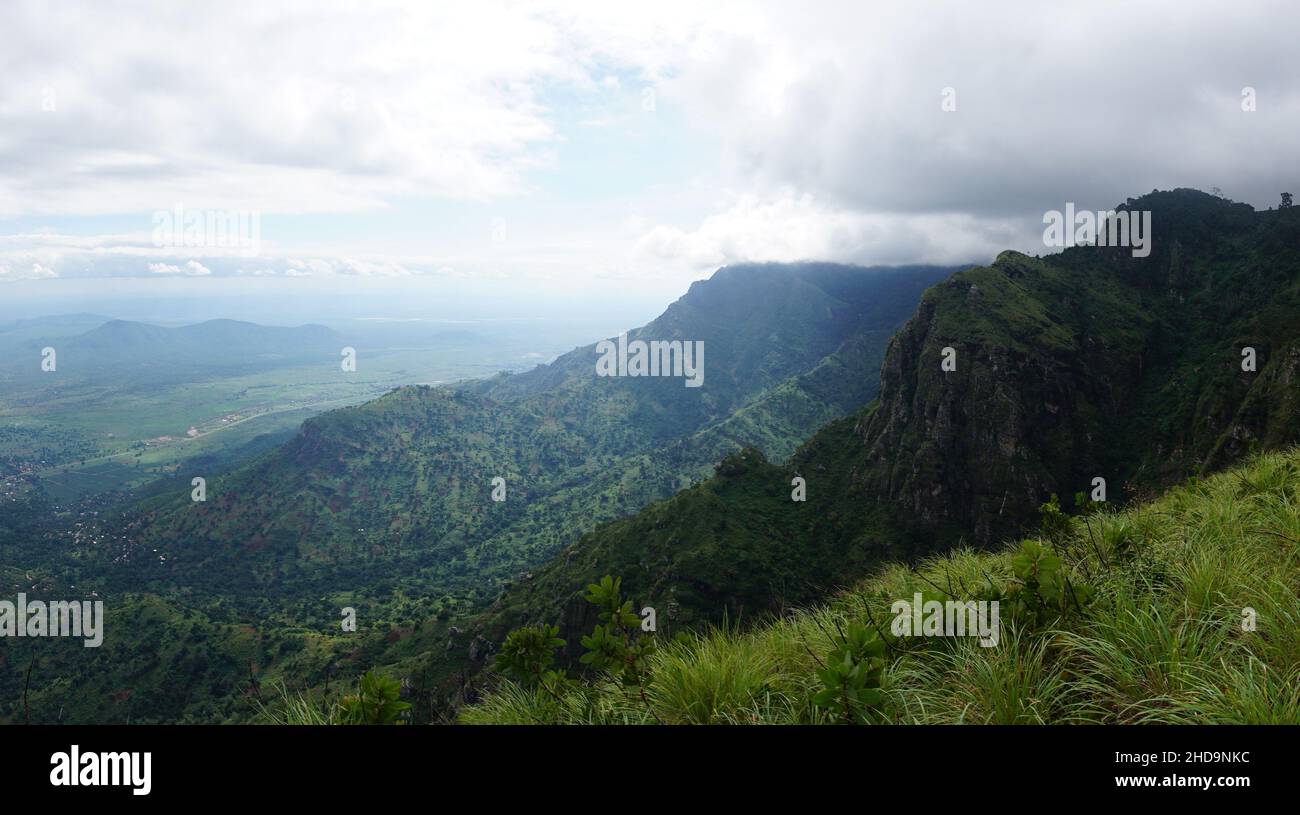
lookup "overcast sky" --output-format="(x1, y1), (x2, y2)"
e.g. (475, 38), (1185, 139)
(0, 0), (1296, 317)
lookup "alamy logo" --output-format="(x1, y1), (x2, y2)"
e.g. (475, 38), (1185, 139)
(0, 594), (104, 647)
(1043, 203), (1151, 258)
(152, 203), (261, 256)
(595, 332), (703, 388)
(890, 593), (999, 647)
(50, 745), (151, 796)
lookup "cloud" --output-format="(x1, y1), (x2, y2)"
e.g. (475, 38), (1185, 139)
(618, 0), (1300, 272)
(0, 1), (639, 216)
(147, 260), (212, 276)
(333, 258), (415, 277)
(660, 0), (1300, 217)
(281, 257), (414, 277)
(631, 192), (1030, 271)
(0, 247), (427, 280)
(1, 0), (1296, 285)
(0, 262), (58, 282)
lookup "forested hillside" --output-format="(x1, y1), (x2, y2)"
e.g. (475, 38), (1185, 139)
(464, 189), (1300, 694)
(466, 447), (1300, 724)
(109, 263), (949, 608)
(2, 262), (950, 723)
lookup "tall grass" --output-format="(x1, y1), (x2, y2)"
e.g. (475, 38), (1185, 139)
(462, 448), (1300, 724)
(255, 681), (336, 725)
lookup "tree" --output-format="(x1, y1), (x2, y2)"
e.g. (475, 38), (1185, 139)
(1282, 192), (1293, 209)
(336, 670), (410, 724)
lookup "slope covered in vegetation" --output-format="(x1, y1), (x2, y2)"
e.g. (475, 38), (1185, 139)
(467, 188), (1300, 678)
(109, 263), (948, 611)
(3, 262), (950, 723)
(464, 447), (1300, 724)
(859, 189), (1300, 545)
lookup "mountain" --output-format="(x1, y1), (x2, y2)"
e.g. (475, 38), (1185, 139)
(0, 313), (115, 345)
(0, 262), (954, 723)
(468, 425), (918, 663)
(68, 318), (338, 351)
(463, 445), (1300, 724)
(23, 188), (1298, 724)
(106, 263), (950, 608)
(65, 266), (946, 600)
(465, 189), (1300, 675)
(59, 318), (339, 371)
(0, 318), (343, 385)
(857, 189), (1300, 544)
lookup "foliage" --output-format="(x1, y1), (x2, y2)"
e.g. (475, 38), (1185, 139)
(812, 622), (888, 723)
(579, 576), (656, 689)
(1, 263), (947, 724)
(1000, 539), (1095, 627)
(495, 625), (566, 688)
(336, 671), (410, 725)
(465, 448), (1300, 724)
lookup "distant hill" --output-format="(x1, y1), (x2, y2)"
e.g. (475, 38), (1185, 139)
(0, 313), (115, 348)
(0, 318), (343, 385)
(107, 263), (952, 607)
(0, 312), (115, 333)
(61, 318), (338, 362)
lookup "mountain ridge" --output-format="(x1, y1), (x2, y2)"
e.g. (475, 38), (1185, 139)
(86, 263), (950, 625)
(458, 188), (1300, 691)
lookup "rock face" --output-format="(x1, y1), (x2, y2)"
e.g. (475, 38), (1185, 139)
(853, 190), (1300, 545)
(853, 252), (1138, 544)
(1205, 339), (1300, 472)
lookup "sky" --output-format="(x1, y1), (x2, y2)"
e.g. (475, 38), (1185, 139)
(0, 0), (1297, 324)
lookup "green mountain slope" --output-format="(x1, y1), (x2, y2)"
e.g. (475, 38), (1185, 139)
(102, 263), (950, 610)
(858, 189), (1300, 545)
(464, 446), (1300, 724)
(466, 420), (916, 663)
(466, 189), (1300, 679)
(5, 263), (950, 723)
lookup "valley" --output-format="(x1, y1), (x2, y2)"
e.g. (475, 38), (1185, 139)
(4, 190), (1299, 725)
(1, 262), (952, 723)
(0, 317), (599, 502)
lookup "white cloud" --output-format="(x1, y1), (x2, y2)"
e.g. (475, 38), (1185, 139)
(0, 1), (664, 216)
(1, 0), (1296, 288)
(0, 262), (58, 282)
(619, 0), (1300, 274)
(631, 192), (1029, 271)
(0, 240), (435, 280)
(333, 258), (414, 277)
(148, 260), (211, 276)
(659, 0), (1300, 217)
